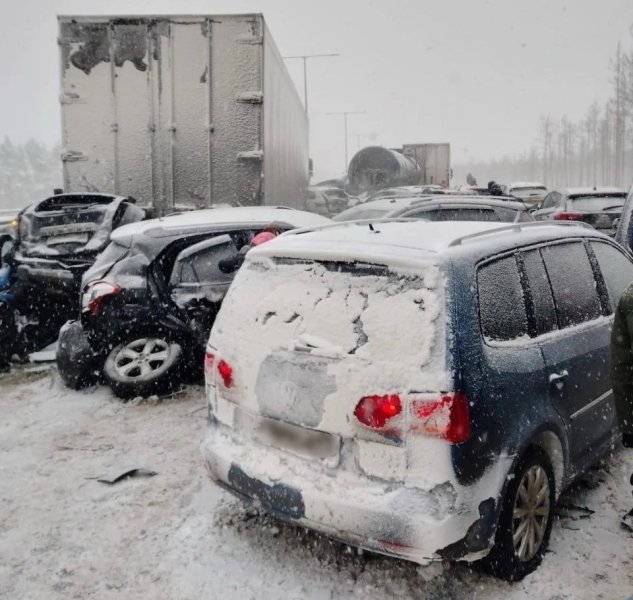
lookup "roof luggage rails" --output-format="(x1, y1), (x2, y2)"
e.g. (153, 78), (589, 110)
(448, 220), (595, 247)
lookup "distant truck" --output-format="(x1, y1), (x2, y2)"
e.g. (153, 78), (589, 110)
(402, 143), (451, 187)
(347, 143), (451, 195)
(58, 14), (309, 215)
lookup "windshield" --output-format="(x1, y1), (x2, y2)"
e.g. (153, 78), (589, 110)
(569, 196), (626, 211)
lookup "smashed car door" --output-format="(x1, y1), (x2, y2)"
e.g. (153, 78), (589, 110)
(169, 234), (238, 344)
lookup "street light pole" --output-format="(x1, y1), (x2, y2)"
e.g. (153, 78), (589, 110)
(282, 53), (340, 114)
(327, 110), (365, 169)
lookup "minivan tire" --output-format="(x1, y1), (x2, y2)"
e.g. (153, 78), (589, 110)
(482, 446), (556, 581)
(103, 336), (184, 399)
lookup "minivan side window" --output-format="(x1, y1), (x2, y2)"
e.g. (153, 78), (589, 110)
(591, 241), (633, 311)
(540, 242), (602, 328)
(519, 249), (558, 336)
(477, 255), (528, 341)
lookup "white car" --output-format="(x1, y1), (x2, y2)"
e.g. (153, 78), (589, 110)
(504, 182), (548, 206)
(305, 186), (350, 216)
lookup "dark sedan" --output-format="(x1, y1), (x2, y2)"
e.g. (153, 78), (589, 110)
(532, 187), (627, 236)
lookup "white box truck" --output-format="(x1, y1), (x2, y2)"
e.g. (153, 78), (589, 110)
(59, 14), (309, 215)
(402, 143), (451, 187)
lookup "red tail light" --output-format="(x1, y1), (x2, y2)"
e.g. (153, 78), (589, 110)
(217, 359), (234, 388)
(354, 394), (402, 429)
(204, 349), (216, 380)
(354, 392), (471, 443)
(411, 392), (471, 443)
(81, 280), (121, 315)
(553, 211), (583, 221)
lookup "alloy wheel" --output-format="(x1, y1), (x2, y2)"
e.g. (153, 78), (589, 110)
(511, 465), (551, 561)
(112, 338), (171, 379)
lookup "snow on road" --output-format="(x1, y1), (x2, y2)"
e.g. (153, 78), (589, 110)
(0, 367), (631, 599)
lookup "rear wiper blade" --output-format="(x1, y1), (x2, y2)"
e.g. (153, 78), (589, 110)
(601, 204), (624, 211)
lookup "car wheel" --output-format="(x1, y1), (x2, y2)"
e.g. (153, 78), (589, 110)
(56, 320), (103, 390)
(103, 336), (184, 399)
(482, 446), (556, 581)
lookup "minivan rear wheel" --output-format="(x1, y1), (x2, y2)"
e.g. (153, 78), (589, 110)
(103, 336), (183, 399)
(483, 446), (555, 581)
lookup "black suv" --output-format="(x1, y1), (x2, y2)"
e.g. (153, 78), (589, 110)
(57, 206), (330, 397)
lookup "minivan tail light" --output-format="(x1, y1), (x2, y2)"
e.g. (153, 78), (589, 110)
(82, 280), (121, 315)
(217, 359), (234, 388)
(410, 392), (471, 443)
(354, 394), (402, 430)
(204, 349), (216, 381)
(553, 211), (583, 221)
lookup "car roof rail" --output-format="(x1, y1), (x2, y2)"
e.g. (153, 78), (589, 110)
(448, 220), (595, 247)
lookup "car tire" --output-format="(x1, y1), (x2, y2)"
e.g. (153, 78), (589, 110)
(103, 336), (184, 399)
(56, 320), (103, 390)
(481, 446), (556, 581)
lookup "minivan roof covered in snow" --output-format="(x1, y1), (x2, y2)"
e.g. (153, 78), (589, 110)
(261, 220), (603, 266)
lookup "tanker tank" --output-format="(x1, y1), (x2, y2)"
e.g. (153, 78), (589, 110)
(347, 146), (421, 195)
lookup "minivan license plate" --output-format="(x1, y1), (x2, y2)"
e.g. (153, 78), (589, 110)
(255, 418), (339, 459)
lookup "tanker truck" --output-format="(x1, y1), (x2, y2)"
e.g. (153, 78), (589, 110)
(58, 14), (309, 215)
(347, 143), (450, 195)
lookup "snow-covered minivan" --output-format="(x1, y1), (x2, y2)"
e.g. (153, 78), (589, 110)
(202, 219), (629, 580)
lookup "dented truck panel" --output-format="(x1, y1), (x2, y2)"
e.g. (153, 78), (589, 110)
(59, 15), (308, 214)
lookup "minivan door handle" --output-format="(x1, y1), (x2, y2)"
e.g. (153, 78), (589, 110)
(549, 370), (569, 389)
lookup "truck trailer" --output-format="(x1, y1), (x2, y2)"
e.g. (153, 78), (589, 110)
(402, 143), (451, 187)
(59, 14), (308, 215)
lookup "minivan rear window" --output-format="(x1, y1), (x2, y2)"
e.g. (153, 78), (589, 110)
(212, 256), (446, 387)
(477, 255), (528, 342)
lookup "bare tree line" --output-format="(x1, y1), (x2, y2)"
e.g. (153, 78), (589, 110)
(0, 138), (62, 209)
(455, 29), (633, 190)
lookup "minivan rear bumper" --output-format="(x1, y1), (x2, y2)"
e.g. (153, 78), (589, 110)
(201, 424), (495, 564)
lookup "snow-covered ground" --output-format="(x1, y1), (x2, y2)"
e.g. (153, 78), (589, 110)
(0, 367), (631, 600)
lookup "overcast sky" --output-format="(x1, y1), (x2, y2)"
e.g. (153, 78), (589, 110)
(2, 0), (632, 180)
